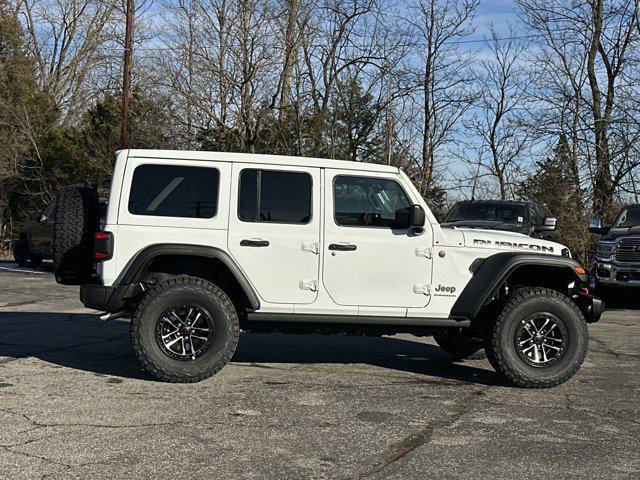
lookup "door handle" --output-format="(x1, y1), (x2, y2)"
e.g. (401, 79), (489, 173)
(240, 239), (270, 247)
(328, 243), (357, 251)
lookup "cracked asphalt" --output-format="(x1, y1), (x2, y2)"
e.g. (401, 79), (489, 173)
(0, 264), (638, 479)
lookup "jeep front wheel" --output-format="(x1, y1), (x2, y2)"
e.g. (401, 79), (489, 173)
(131, 276), (239, 383)
(485, 287), (588, 388)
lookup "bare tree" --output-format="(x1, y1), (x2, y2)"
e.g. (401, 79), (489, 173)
(404, 0), (478, 199)
(518, 0), (640, 217)
(19, 0), (119, 123)
(467, 25), (530, 199)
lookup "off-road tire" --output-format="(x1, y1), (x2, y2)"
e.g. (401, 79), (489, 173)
(485, 287), (588, 388)
(12, 236), (42, 267)
(434, 329), (486, 360)
(53, 185), (99, 284)
(131, 276), (240, 383)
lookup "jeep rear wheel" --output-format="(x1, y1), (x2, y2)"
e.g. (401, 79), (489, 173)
(433, 329), (486, 360)
(485, 287), (588, 388)
(131, 276), (239, 383)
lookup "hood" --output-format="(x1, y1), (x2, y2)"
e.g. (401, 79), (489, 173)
(441, 220), (528, 234)
(452, 227), (566, 256)
(601, 225), (640, 241)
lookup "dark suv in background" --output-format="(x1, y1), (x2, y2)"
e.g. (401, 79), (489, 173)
(12, 198), (107, 268)
(442, 200), (558, 240)
(589, 204), (640, 291)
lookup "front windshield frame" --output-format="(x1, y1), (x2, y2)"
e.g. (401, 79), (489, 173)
(444, 202), (528, 225)
(613, 206), (640, 228)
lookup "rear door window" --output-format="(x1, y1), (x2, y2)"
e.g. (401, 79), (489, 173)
(238, 169), (312, 224)
(128, 164), (219, 218)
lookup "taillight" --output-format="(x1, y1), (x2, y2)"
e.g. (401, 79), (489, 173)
(94, 231), (113, 261)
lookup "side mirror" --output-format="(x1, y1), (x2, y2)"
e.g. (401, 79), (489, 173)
(29, 212), (42, 221)
(409, 204), (426, 228)
(589, 218), (610, 235)
(393, 204), (426, 230)
(534, 216), (557, 232)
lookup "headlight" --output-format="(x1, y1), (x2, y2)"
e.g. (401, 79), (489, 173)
(561, 248), (571, 258)
(596, 242), (615, 260)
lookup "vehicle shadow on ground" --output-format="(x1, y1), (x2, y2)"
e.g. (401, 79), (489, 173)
(598, 292), (639, 310)
(0, 312), (498, 386)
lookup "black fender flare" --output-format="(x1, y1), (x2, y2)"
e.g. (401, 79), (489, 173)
(116, 243), (260, 311)
(449, 252), (587, 321)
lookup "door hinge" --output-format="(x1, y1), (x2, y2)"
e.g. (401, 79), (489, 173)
(299, 279), (318, 291)
(415, 247), (432, 259)
(413, 284), (431, 295)
(302, 242), (320, 255)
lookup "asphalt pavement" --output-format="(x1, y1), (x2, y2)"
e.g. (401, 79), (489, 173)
(0, 263), (638, 479)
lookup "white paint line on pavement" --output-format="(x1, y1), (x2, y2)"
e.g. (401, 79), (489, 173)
(0, 262), (52, 275)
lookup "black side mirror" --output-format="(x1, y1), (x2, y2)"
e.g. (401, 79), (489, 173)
(588, 218), (610, 235)
(394, 204), (426, 230)
(534, 216), (557, 232)
(409, 204), (426, 228)
(29, 212), (42, 221)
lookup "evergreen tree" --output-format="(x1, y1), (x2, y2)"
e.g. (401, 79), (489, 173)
(0, 7), (56, 244)
(519, 134), (592, 262)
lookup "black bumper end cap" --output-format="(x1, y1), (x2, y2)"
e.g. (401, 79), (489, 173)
(80, 284), (115, 311)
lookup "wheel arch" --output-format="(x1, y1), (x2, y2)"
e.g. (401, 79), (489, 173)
(450, 252), (586, 322)
(119, 244), (260, 312)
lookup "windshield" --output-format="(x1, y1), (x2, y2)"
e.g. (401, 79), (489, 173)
(445, 202), (526, 224)
(613, 205), (640, 228)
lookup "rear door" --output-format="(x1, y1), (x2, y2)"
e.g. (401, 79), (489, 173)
(227, 164), (321, 304)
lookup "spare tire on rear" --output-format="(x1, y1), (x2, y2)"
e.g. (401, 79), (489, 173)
(53, 185), (99, 285)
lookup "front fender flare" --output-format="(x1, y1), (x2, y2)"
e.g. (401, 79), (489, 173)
(449, 252), (586, 321)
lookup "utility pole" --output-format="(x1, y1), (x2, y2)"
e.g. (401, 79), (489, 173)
(119, 0), (134, 150)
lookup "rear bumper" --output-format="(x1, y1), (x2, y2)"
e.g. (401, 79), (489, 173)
(80, 283), (136, 312)
(80, 284), (115, 311)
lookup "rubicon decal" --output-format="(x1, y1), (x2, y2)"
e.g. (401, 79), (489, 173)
(473, 239), (554, 253)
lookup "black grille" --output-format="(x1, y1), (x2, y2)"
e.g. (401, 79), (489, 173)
(615, 237), (640, 263)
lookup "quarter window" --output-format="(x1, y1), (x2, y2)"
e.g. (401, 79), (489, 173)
(238, 169), (312, 224)
(334, 176), (412, 228)
(128, 164), (219, 218)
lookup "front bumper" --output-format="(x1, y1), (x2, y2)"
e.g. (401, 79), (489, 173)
(572, 290), (604, 323)
(594, 262), (640, 287)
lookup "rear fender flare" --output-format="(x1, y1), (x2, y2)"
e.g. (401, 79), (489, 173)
(117, 244), (260, 311)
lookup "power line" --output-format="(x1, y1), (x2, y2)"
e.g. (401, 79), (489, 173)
(32, 33), (547, 54)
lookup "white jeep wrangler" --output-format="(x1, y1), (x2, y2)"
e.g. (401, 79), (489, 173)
(52, 150), (603, 387)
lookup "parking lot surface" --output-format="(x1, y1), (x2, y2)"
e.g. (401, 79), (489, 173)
(0, 265), (638, 479)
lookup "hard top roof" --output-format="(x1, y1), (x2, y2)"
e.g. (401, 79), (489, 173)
(124, 149), (399, 174)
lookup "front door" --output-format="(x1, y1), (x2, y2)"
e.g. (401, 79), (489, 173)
(322, 170), (432, 308)
(227, 163), (321, 304)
